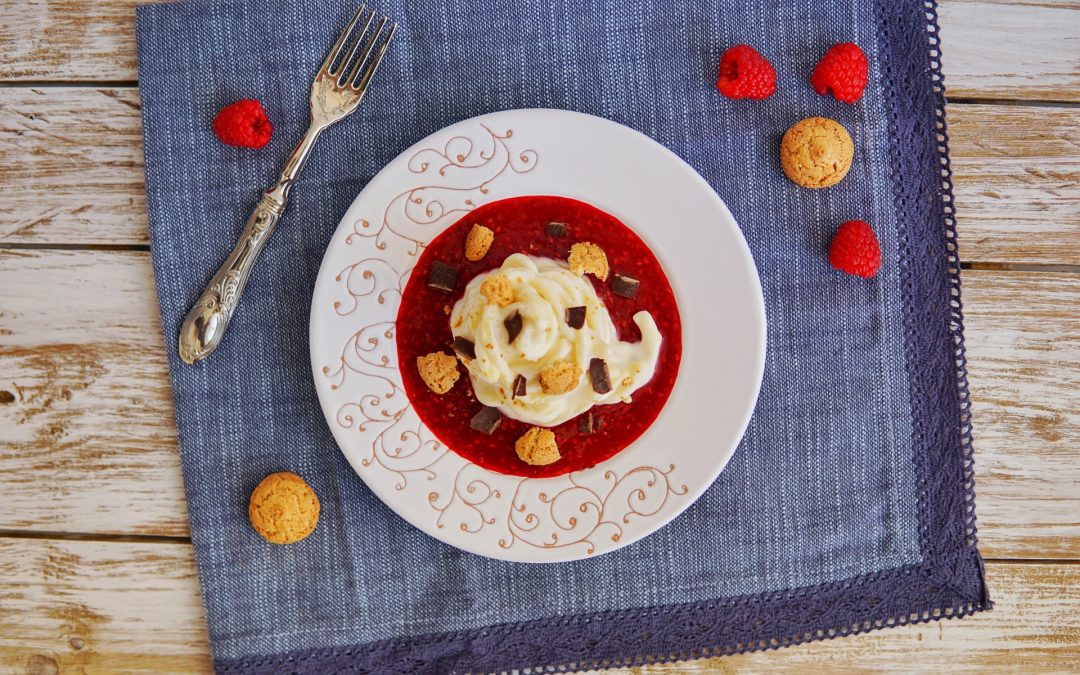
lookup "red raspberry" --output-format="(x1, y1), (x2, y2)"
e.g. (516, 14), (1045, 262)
(716, 45), (776, 100)
(213, 99), (273, 148)
(829, 220), (881, 278)
(811, 43), (869, 104)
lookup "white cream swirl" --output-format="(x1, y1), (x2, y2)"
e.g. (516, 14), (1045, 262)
(450, 253), (662, 427)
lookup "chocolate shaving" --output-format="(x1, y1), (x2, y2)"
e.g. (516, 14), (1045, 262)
(452, 336), (476, 360)
(469, 406), (503, 435)
(504, 311), (523, 344)
(565, 305), (586, 330)
(545, 221), (568, 238)
(512, 374), (527, 399)
(611, 273), (640, 299)
(428, 261), (459, 293)
(589, 357), (612, 394)
(578, 411), (602, 434)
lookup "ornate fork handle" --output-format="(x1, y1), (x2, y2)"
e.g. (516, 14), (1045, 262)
(177, 188), (283, 364)
(178, 126), (321, 364)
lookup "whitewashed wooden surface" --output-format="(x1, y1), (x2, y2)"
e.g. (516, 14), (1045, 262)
(1, 0), (1078, 672)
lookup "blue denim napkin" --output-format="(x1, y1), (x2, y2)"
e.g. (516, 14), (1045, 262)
(136, 0), (989, 671)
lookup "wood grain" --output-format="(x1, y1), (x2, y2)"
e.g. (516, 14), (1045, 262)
(1, 1), (1079, 99)
(950, 104), (1080, 266)
(0, 249), (188, 536)
(0, 537), (1075, 673)
(3, 89), (1079, 268)
(0, 537), (211, 674)
(0, 87), (147, 245)
(963, 270), (1080, 559)
(1, 250), (1077, 559)
(939, 0), (1080, 102)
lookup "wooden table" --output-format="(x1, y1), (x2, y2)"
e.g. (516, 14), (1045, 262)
(2, 1), (1078, 672)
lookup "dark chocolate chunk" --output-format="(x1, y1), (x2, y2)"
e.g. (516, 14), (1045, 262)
(578, 411), (602, 434)
(545, 221), (569, 238)
(428, 261), (459, 293)
(504, 311), (523, 344)
(469, 406), (503, 435)
(589, 357), (612, 395)
(512, 374), (527, 399)
(565, 305), (587, 329)
(453, 336), (476, 360)
(611, 273), (640, 299)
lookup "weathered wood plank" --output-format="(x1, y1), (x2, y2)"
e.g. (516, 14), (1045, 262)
(0, 539), (1075, 673)
(1, 0), (1078, 98)
(963, 270), (1080, 559)
(950, 104), (1080, 266)
(1, 251), (1078, 558)
(0, 537), (211, 674)
(0, 88), (147, 245)
(2, 88), (1079, 267)
(0, 249), (188, 536)
(939, 0), (1080, 102)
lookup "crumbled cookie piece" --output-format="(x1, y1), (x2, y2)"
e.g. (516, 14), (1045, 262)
(568, 241), (609, 281)
(539, 360), (583, 394)
(464, 223), (495, 261)
(480, 273), (515, 307)
(515, 426), (561, 466)
(416, 351), (460, 394)
(248, 472), (320, 544)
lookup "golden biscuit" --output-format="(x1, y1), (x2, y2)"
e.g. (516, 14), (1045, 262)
(464, 224), (495, 261)
(248, 472), (320, 544)
(515, 426), (561, 466)
(568, 242), (610, 281)
(416, 351), (460, 394)
(480, 273), (515, 307)
(539, 360), (583, 395)
(780, 117), (854, 188)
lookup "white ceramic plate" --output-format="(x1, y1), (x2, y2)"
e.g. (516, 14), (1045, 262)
(310, 109), (765, 562)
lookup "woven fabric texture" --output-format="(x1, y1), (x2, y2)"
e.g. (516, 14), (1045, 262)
(135, 0), (988, 672)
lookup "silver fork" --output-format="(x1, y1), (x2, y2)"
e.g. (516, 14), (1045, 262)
(179, 5), (396, 365)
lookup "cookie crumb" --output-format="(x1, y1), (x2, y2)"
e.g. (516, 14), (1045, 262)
(539, 360), (583, 394)
(249, 472), (320, 544)
(480, 273), (515, 307)
(416, 351), (460, 394)
(515, 426), (561, 466)
(568, 241), (609, 281)
(443, 305), (451, 315)
(464, 223), (495, 261)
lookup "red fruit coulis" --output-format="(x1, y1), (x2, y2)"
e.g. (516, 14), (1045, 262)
(396, 196), (682, 478)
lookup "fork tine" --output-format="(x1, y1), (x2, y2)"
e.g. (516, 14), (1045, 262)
(352, 21), (397, 91)
(319, 3), (367, 76)
(344, 15), (388, 87)
(334, 8), (377, 82)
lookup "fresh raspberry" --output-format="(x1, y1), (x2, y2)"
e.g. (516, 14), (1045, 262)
(811, 43), (869, 104)
(213, 99), (273, 148)
(829, 220), (881, 278)
(716, 45), (776, 100)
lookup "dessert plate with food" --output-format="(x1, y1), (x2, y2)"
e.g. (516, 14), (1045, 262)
(310, 109), (765, 562)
